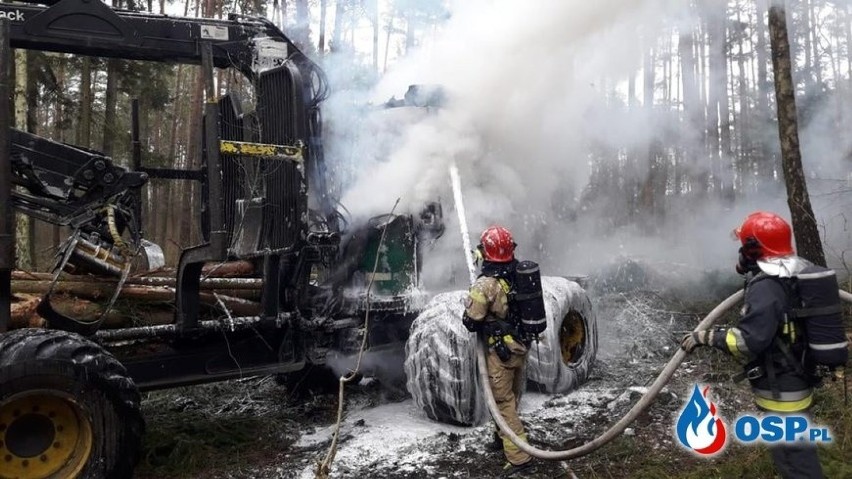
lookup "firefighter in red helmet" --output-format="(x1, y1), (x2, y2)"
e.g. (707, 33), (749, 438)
(462, 226), (535, 476)
(681, 211), (825, 479)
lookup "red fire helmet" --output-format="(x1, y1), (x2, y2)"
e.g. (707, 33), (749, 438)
(733, 211), (795, 258)
(479, 225), (516, 263)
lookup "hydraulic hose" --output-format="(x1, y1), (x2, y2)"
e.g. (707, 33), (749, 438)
(480, 288), (744, 460)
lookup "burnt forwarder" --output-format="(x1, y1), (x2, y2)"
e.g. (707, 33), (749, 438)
(0, 1), (440, 477)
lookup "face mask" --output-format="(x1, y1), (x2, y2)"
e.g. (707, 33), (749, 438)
(736, 245), (761, 275)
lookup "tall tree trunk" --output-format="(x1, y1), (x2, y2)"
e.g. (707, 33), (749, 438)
(706, 5), (729, 198)
(52, 55), (66, 253)
(137, 98), (150, 238)
(294, 0), (310, 51)
(768, 4), (826, 266)
(719, 45), (733, 201)
(332, 0), (345, 52)
(383, 12), (394, 72)
(13, 50), (27, 131)
(78, 57), (93, 148)
(102, 59), (119, 158)
(24, 51), (39, 268)
(736, 7), (750, 194)
(372, 0), (379, 71)
(318, 0), (327, 53)
(158, 65), (184, 262)
(809, 0), (821, 87)
(802, 0), (813, 90)
(845, 5), (852, 82)
(178, 0), (206, 249)
(25, 51), (37, 135)
(405, 9), (416, 54)
(639, 43), (661, 221)
(679, 24), (701, 195)
(182, 70), (203, 248)
(13, 50), (32, 270)
(755, 0), (774, 186)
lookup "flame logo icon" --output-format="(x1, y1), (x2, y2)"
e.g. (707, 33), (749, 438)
(675, 385), (727, 455)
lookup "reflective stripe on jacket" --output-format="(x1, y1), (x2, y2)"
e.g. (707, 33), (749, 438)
(711, 273), (812, 411)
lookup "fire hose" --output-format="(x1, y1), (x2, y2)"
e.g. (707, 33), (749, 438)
(448, 163), (852, 461)
(486, 289), (852, 460)
(479, 289), (742, 460)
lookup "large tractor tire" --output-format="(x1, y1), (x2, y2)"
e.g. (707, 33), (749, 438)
(404, 277), (597, 425)
(404, 291), (484, 426)
(0, 329), (144, 479)
(525, 277), (598, 393)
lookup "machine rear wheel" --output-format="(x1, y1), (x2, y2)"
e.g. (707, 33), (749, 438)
(404, 277), (598, 425)
(525, 277), (598, 393)
(0, 329), (144, 479)
(404, 291), (483, 426)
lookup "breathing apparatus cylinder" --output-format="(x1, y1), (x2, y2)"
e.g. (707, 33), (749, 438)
(513, 260), (546, 336)
(791, 266), (848, 369)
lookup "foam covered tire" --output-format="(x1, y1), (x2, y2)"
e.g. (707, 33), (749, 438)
(404, 277), (597, 425)
(0, 329), (144, 479)
(403, 291), (484, 426)
(526, 277), (597, 393)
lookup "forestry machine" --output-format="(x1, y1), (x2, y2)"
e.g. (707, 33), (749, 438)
(0, 0), (442, 477)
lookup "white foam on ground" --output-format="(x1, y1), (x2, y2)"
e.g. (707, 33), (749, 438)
(296, 388), (628, 477)
(297, 399), (469, 477)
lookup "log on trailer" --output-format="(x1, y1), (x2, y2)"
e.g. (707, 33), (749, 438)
(9, 269), (264, 329)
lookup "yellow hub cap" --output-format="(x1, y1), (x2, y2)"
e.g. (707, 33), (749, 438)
(0, 392), (93, 479)
(560, 311), (586, 365)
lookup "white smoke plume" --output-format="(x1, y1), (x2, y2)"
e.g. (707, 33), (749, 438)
(321, 0), (852, 290)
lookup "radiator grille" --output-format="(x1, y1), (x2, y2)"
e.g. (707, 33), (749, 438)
(256, 64), (308, 251)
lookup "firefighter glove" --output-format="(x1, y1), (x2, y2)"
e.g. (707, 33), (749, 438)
(462, 314), (482, 332)
(681, 330), (714, 353)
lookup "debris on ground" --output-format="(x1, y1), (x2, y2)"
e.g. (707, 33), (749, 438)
(136, 264), (756, 479)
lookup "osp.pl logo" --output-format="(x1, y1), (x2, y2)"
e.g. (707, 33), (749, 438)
(675, 384), (727, 456)
(675, 384), (833, 457)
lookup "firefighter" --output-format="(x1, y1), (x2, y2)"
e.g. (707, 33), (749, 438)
(681, 211), (824, 479)
(462, 225), (535, 475)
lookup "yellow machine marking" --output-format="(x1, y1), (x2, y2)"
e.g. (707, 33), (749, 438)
(219, 140), (304, 161)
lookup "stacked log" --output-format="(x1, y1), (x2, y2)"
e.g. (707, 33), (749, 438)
(9, 263), (264, 330)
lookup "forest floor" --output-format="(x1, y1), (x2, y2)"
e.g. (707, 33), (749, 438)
(134, 263), (851, 479)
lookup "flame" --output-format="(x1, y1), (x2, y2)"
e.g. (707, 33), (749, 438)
(675, 385), (727, 455)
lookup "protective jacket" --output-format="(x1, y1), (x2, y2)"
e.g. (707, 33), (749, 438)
(463, 259), (531, 467)
(711, 261), (813, 413)
(465, 261), (516, 324)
